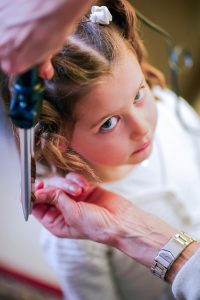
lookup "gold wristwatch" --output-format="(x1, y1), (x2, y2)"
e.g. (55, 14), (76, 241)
(151, 232), (195, 280)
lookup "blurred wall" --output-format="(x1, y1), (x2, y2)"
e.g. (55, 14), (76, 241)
(131, 0), (200, 112)
(0, 103), (58, 286)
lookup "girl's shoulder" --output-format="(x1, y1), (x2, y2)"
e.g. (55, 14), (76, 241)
(152, 85), (185, 110)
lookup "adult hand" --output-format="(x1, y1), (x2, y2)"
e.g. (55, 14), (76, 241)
(0, 0), (93, 74)
(33, 172), (177, 269)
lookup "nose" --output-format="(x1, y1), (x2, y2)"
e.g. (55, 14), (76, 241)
(128, 109), (149, 141)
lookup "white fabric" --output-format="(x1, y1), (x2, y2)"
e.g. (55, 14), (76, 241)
(40, 88), (200, 300)
(172, 248), (200, 300)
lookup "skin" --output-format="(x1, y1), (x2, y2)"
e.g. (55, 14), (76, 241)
(33, 173), (177, 270)
(33, 173), (199, 284)
(70, 49), (157, 181)
(0, 0), (93, 75)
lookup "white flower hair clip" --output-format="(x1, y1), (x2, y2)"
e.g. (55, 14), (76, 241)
(89, 6), (112, 25)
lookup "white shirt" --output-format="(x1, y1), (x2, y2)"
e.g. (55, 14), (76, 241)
(172, 248), (200, 300)
(40, 88), (200, 300)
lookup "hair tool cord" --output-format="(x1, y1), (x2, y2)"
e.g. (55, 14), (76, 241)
(136, 10), (199, 135)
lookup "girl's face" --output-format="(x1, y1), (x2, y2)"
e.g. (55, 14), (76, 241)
(69, 49), (157, 169)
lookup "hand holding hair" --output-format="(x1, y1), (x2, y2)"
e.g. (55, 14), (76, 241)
(33, 173), (200, 285)
(33, 173), (180, 274)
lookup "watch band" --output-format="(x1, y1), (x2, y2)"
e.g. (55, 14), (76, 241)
(151, 232), (195, 280)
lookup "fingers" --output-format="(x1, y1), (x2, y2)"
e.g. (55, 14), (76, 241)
(35, 180), (44, 191)
(32, 177), (92, 240)
(38, 58), (54, 80)
(0, 40), (55, 75)
(32, 202), (70, 238)
(35, 187), (75, 211)
(33, 203), (61, 224)
(33, 182), (116, 241)
(32, 203), (51, 220)
(44, 172), (90, 198)
(65, 172), (90, 192)
(44, 177), (83, 197)
(34, 187), (81, 228)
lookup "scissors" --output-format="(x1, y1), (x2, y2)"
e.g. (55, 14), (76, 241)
(9, 68), (44, 221)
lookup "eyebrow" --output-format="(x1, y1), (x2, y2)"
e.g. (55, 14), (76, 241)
(91, 77), (145, 129)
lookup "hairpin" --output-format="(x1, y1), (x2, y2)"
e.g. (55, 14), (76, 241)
(89, 6), (112, 25)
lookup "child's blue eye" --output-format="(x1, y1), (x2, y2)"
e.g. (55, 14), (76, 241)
(134, 86), (145, 103)
(100, 116), (118, 132)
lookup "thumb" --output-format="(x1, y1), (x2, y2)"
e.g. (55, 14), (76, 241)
(35, 187), (80, 223)
(38, 57), (54, 80)
(34, 187), (109, 241)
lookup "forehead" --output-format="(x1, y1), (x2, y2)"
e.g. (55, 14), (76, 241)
(75, 50), (143, 123)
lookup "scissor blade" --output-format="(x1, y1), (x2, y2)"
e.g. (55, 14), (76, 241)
(19, 129), (32, 221)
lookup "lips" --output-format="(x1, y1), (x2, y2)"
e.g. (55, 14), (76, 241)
(133, 140), (151, 154)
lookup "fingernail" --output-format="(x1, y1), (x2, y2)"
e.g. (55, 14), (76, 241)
(35, 180), (44, 190)
(41, 64), (54, 80)
(74, 179), (89, 192)
(66, 174), (89, 191)
(65, 184), (82, 195)
(1, 60), (12, 73)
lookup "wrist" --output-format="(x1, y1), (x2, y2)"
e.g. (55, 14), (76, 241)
(113, 209), (177, 268)
(150, 231), (197, 281)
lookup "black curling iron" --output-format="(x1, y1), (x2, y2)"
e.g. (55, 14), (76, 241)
(9, 68), (44, 221)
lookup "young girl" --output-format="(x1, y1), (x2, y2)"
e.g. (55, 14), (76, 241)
(3, 0), (200, 299)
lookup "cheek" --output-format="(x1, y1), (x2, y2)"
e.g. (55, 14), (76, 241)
(70, 129), (128, 165)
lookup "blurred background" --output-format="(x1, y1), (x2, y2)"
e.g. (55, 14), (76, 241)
(0, 1), (199, 299)
(133, 0), (200, 113)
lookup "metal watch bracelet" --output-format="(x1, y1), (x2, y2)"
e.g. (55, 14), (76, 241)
(150, 231), (195, 280)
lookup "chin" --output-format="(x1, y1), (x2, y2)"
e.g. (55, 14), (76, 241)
(128, 144), (153, 164)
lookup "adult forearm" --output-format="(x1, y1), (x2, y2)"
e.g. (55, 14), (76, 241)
(114, 210), (177, 268)
(115, 211), (199, 283)
(33, 174), (200, 285)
